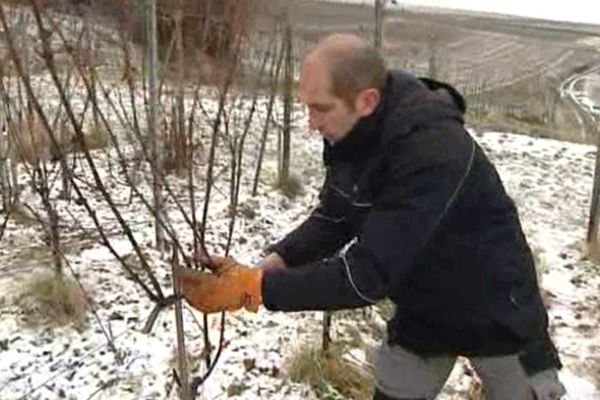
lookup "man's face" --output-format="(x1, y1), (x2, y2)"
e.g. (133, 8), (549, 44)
(298, 61), (360, 144)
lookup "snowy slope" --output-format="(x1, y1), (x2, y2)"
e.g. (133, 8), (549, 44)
(318, 0), (600, 25)
(0, 4), (598, 398)
(0, 117), (599, 399)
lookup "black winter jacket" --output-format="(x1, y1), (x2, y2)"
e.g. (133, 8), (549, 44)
(262, 71), (548, 357)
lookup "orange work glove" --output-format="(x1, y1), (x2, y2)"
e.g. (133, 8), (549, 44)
(174, 255), (263, 313)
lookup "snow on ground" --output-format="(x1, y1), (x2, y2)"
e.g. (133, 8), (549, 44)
(474, 131), (600, 399)
(0, 5), (598, 399)
(1, 109), (599, 399)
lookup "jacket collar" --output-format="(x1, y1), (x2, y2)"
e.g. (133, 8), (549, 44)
(323, 71), (465, 164)
(324, 75), (392, 164)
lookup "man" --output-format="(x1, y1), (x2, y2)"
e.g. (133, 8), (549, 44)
(175, 34), (565, 400)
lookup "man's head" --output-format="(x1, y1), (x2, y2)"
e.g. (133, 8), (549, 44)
(298, 33), (387, 143)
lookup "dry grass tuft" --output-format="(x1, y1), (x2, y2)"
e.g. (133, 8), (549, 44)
(7, 113), (56, 165)
(165, 346), (208, 397)
(375, 299), (395, 321)
(274, 173), (304, 199)
(167, 346), (202, 377)
(15, 270), (89, 330)
(80, 123), (111, 152)
(6, 113), (110, 168)
(285, 342), (373, 400)
(465, 379), (485, 400)
(589, 359), (600, 391)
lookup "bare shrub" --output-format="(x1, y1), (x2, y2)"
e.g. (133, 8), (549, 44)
(68, 0), (255, 59)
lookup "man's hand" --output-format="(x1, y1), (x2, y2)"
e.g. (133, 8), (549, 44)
(174, 255), (263, 313)
(257, 252), (286, 272)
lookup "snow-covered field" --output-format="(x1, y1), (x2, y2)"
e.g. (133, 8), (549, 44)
(0, 4), (599, 400)
(320, 0), (600, 25)
(1, 110), (599, 400)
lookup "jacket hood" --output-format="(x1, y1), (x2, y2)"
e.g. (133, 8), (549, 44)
(325, 71), (466, 163)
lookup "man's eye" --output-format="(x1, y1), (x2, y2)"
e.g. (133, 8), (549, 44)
(313, 105), (330, 113)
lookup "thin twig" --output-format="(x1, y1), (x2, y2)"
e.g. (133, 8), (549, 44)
(28, 1), (166, 300)
(0, 2), (162, 303)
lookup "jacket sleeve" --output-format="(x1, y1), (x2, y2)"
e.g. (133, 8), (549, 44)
(262, 127), (476, 311)
(268, 174), (355, 268)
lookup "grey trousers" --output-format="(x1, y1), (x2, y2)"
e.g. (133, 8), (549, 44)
(374, 340), (535, 400)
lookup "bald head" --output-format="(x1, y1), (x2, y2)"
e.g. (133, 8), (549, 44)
(306, 33), (372, 63)
(303, 33), (387, 105)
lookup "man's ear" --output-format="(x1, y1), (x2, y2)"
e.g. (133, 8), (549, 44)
(354, 88), (380, 117)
